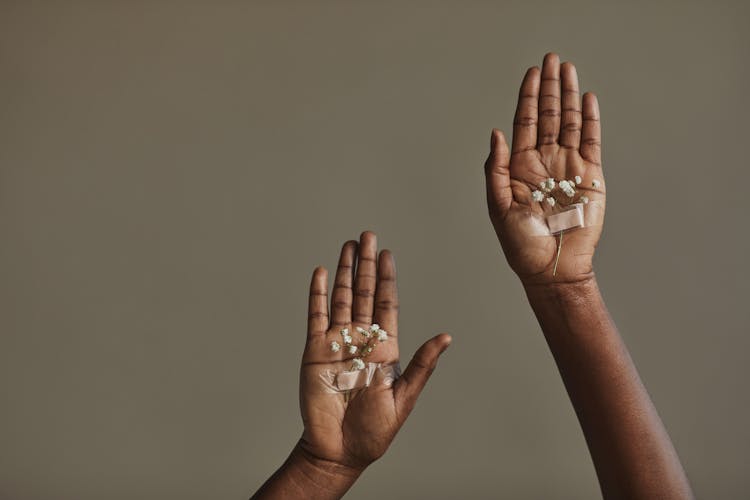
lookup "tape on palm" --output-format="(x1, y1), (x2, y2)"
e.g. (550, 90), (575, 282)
(319, 362), (401, 394)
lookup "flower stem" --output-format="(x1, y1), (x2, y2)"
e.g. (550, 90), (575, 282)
(553, 229), (564, 276)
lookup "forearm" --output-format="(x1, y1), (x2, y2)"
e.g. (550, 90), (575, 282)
(251, 442), (362, 500)
(524, 277), (692, 499)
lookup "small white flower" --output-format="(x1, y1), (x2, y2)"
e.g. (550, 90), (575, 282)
(559, 180), (575, 197)
(546, 197), (556, 207)
(342, 334), (353, 345)
(580, 196), (589, 204)
(352, 358), (365, 371)
(545, 178), (556, 190)
(377, 329), (388, 342)
(340, 328), (349, 336)
(370, 323), (380, 332)
(532, 190), (545, 202)
(356, 326), (369, 337)
(330, 341), (341, 352)
(348, 345), (358, 354)
(574, 175), (582, 185)
(592, 179), (601, 188)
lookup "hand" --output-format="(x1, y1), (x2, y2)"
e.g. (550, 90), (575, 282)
(299, 231), (451, 473)
(484, 53), (606, 285)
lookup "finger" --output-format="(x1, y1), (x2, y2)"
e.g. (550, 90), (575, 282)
(373, 250), (398, 337)
(394, 334), (452, 418)
(307, 266), (328, 338)
(330, 240), (357, 328)
(559, 62), (582, 150)
(511, 66), (540, 154)
(352, 231), (377, 326)
(537, 52), (561, 147)
(581, 92), (602, 165)
(484, 129), (513, 216)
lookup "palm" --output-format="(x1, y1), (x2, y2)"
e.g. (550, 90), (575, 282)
(299, 232), (450, 470)
(300, 335), (400, 467)
(486, 54), (606, 285)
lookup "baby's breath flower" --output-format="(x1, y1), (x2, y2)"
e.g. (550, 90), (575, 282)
(559, 180), (576, 197)
(574, 175), (582, 185)
(343, 334), (353, 345)
(592, 179), (601, 188)
(348, 345), (358, 354)
(352, 358), (365, 371)
(356, 326), (369, 337)
(340, 328), (349, 336)
(545, 178), (556, 190)
(377, 329), (388, 342)
(370, 324), (380, 332)
(330, 341), (341, 352)
(532, 190), (545, 202)
(546, 197), (556, 207)
(580, 196), (589, 204)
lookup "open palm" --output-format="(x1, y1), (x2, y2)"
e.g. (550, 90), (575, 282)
(298, 232), (451, 471)
(485, 53), (606, 285)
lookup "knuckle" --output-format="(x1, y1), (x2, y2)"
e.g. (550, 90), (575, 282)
(412, 357), (435, 375)
(375, 299), (399, 311)
(513, 116), (537, 127)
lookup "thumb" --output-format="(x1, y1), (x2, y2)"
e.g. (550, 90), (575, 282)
(394, 333), (452, 418)
(484, 129), (512, 217)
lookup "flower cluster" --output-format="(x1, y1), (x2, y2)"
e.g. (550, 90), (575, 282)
(533, 177), (579, 206)
(528, 175), (602, 276)
(331, 324), (389, 371)
(530, 175), (600, 209)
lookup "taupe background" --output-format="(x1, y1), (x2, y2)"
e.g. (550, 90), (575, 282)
(1, 1), (748, 499)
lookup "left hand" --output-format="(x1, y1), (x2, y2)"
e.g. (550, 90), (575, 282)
(298, 231), (452, 472)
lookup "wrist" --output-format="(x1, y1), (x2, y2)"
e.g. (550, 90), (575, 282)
(251, 442), (365, 500)
(275, 442), (363, 499)
(522, 275), (602, 311)
(290, 442), (366, 480)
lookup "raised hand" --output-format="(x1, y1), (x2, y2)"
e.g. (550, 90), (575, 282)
(485, 53), (606, 285)
(252, 232), (451, 500)
(482, 55), (694, 499)
(300, 231), (451, 471)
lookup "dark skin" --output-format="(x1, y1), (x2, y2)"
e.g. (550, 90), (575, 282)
(485, 53), (693, 498)
(252, 53), (693, 499)
(252, 232), (452, 499)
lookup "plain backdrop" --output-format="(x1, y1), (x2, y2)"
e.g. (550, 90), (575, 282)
(1, 1), (748, 499)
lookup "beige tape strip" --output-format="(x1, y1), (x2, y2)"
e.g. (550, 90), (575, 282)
(547, 203), (584, 233)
